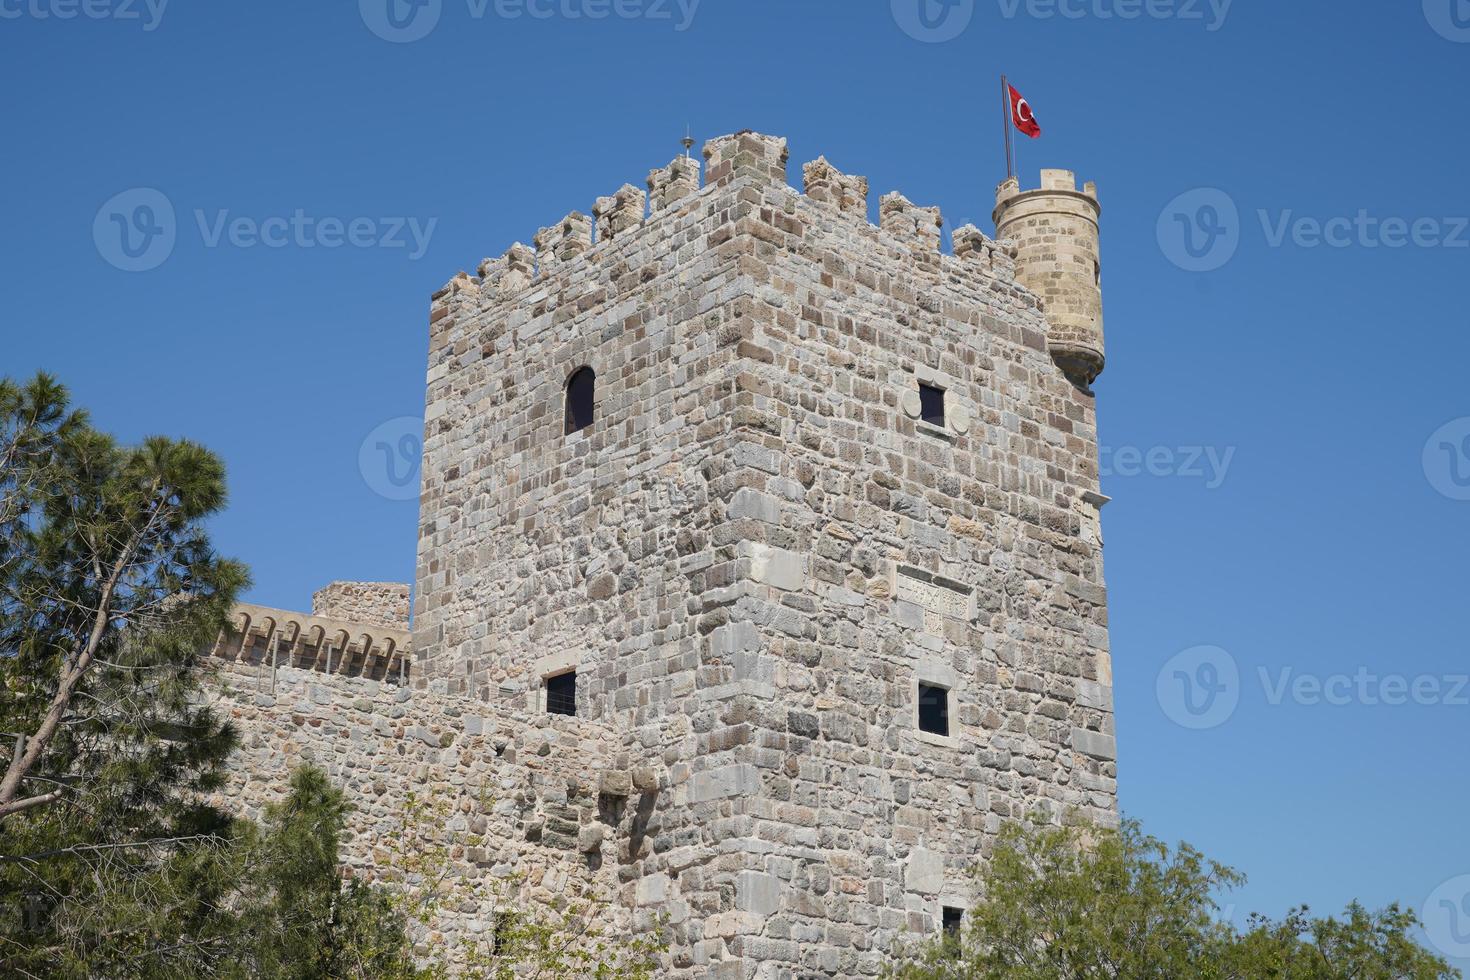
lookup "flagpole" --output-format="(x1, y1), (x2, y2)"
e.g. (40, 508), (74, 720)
(1001, 74), (1015, 181)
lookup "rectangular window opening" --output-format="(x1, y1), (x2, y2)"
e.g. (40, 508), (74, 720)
(918, 682), (950, 737)
(546, 670), (577, 717)
(919, 383), (946, 428)
(942, 906), (963, 937)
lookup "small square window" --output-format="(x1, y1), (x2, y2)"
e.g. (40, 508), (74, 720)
(919, 383), (945, 427)
(546, 671), (577, 716)
(918, 682), (950, 737)
(942, 906), (963, 937)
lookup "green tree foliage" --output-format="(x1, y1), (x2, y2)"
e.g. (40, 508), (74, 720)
(0, 372), (248, 825)
(221, 767), (422, 980)
(0, 374), (662, 978)
(0, 373), (249, 977)
(890, 818), (1459, 980)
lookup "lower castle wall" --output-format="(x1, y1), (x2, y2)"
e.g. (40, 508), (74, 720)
(202, 656), (635, 966)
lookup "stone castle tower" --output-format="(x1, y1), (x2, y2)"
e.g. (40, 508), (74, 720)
(207, 131), (1117, 978)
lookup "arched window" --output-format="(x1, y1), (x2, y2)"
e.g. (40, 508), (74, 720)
(564, 366), (595, 435)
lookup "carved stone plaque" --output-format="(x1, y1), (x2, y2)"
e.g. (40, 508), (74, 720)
(894, 565), (972, 625)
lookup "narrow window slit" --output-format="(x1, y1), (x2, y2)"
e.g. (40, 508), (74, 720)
(919, 383), (945, 428)
(546, 670), (577, 716)
(918, 682), (950, 737)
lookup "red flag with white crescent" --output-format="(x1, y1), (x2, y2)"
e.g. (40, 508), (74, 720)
(1009, 84), (1041, 138)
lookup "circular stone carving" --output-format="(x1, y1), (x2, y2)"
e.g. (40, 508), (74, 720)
(950, 403), (972, 435)
(901, 390), (922, 419)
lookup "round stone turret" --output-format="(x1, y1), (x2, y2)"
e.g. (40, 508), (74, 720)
(993, 169), (1104, 388)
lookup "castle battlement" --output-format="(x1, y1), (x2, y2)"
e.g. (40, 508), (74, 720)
(221, 130), (1117, 978)
(215, 596), (412, 685)
(430, 132), (1039, 349)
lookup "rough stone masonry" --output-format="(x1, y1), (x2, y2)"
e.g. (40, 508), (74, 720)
(202, 130), (1117, 978)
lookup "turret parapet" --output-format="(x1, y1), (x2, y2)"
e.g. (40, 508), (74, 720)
(993, 168), (1105, 388)
(702, 130), (788, 188)
(995, 175), (1021, 207)
(534, 211), (592, 271)
(647, 155), (700, 212)
(802, 156), (868, 217)
(879, 191), (943, 257)
(593, 183), (647, 242)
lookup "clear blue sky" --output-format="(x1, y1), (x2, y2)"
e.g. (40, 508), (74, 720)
(5, 0), (1468, 964)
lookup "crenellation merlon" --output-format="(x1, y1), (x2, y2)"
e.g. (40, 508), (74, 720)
(594, 183), (647, 241)
(879, 191), (944, 269)
(802, 156), (868, 217)
(703, 130), (788, 188)
(951, 224), (1011, 270)
(647, 155), (700, 212)
(534, 211), (592, 271)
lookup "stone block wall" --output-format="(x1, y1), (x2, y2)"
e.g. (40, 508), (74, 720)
(312, 581), (412, 630)
(210, 132), (1117, 978)
(667, 156), (1116, 976)
(415, 145), (748, 724)
(204, 622), (637, 966)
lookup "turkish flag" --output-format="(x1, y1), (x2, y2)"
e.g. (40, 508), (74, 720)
(1009, 84), (1041, 138)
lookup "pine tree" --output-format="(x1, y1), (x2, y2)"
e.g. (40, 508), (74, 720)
(0, 372), (249, 977)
